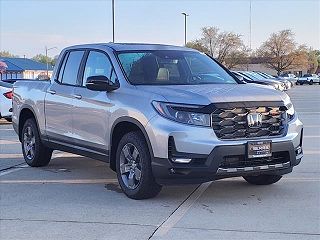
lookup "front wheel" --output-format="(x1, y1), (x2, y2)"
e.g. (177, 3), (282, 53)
(116, 131), (162, 199)
(309, 80), (313, 85)
(21, 118), (53, 167)
(243, 175), (282, 185)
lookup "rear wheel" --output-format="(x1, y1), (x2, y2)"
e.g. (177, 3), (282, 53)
(243, 174), (282, 185)
(309, 80), (313, 85)
(116, 131), (162, 199)
(21, 118), (53, 167)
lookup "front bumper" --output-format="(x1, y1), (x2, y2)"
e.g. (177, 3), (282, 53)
(152, 140), (303, 185)
(146, 114), (303, 185)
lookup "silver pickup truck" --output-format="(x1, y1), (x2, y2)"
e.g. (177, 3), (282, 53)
(12, 43), (303, 199)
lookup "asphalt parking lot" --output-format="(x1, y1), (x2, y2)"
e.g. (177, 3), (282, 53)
(0, 85), (319, 240)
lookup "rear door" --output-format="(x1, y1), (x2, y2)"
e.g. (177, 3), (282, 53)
(72, 50), (116, 154)
(45, 50), (85, 143)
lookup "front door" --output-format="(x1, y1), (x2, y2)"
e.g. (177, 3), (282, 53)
(72, 50), (116, 154)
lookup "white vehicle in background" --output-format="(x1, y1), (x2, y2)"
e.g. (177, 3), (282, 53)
(255, 72), (293, 89)
(296, 74), (320, 85)
(0, 81), (13, 122)
(279, 73), (297, 80)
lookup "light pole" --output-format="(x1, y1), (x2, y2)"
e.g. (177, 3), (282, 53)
(249, 0), (252, 50)
(45, 46), (57, 77)
(112, 0), (115, 42)
(181, 12), (189, 46)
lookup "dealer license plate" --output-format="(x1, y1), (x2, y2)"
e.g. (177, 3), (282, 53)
(247, 141), (272, 159)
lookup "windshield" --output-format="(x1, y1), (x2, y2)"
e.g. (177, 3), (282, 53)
(117, 50), (238, 85)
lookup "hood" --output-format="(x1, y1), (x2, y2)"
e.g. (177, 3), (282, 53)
(136, 84), (290, 106)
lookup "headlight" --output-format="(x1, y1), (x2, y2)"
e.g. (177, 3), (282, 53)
(286, 102), (295, 121)
(152, 101), (211, 127)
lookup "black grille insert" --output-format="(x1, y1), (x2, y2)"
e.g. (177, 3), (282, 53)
(211, 106), (287, 139)
(219, 151), (289, 169)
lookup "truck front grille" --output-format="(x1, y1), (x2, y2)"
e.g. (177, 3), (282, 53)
(211, 106), (287, 140)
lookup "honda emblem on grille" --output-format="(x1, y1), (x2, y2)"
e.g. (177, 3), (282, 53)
(247, 112), (262, 128)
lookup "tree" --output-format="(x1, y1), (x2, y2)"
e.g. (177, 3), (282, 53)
(224, 47), (250, 69)
(215, 32), (244, 64)
(306, 49), (319, 73)
(185, 40), (209, 54)
(201, 26), (219, 57)
(32, 54), (54, 66)
(257, 30), (309, 75)
(187, 26), (247, 68)
(0, 51), (18, 58)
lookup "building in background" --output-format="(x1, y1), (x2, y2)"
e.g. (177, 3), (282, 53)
(0, 57), (53, 80)
(231, 57), (309, 77)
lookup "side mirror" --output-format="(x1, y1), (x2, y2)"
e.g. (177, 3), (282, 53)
(85, 75), (119, 92)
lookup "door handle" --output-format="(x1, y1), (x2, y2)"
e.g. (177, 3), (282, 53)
(47, 90), (56, 95)
(73, 94), (82, 100)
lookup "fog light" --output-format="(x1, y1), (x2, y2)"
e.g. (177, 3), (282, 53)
(172, 158), (192, 163)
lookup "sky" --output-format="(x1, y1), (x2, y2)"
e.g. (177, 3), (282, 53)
(0, 0), (319, 58)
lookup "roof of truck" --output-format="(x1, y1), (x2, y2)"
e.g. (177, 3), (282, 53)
(65, 43), (197, 52)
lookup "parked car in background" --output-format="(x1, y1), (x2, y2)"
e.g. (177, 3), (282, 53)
(235, 71), (285, 91)
(278, 73), (297, 86)
(233, 71), (277, 89)
(231, 71), (274, 89)
(296, 74), (320, 85)
(246, 71), (287, 91)
(0, 81), (13, 122)
(255, 71), (293, 89)
(279, 73), (297, 80)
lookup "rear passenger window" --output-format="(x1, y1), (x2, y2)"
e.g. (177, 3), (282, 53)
(57, 53), (68, 83)
(82, 51), (114, 86)
(61, 51), (84, 85)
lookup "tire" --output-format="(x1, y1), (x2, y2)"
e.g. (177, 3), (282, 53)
(243, 175), (282, 185)
(21, 118), (53, 167)
(116, 131), (162, 199)
(309, 80), (313, 85)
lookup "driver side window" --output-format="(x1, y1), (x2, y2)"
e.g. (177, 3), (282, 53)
(82, 51), (115, 86)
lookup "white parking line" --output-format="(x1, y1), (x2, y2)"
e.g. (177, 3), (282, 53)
(0, 153), (81, 176)
(0, 164), (28, 177)
(152, 181), (212, 237)
(0, 178), (118, 184)
(303, 150), (320, 154)
(0, 153), (23, 159)
(0, 140), (20, 144)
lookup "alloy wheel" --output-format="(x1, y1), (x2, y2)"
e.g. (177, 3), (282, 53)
(119, 143), (142, 189)
(23, 126), (36, 160)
